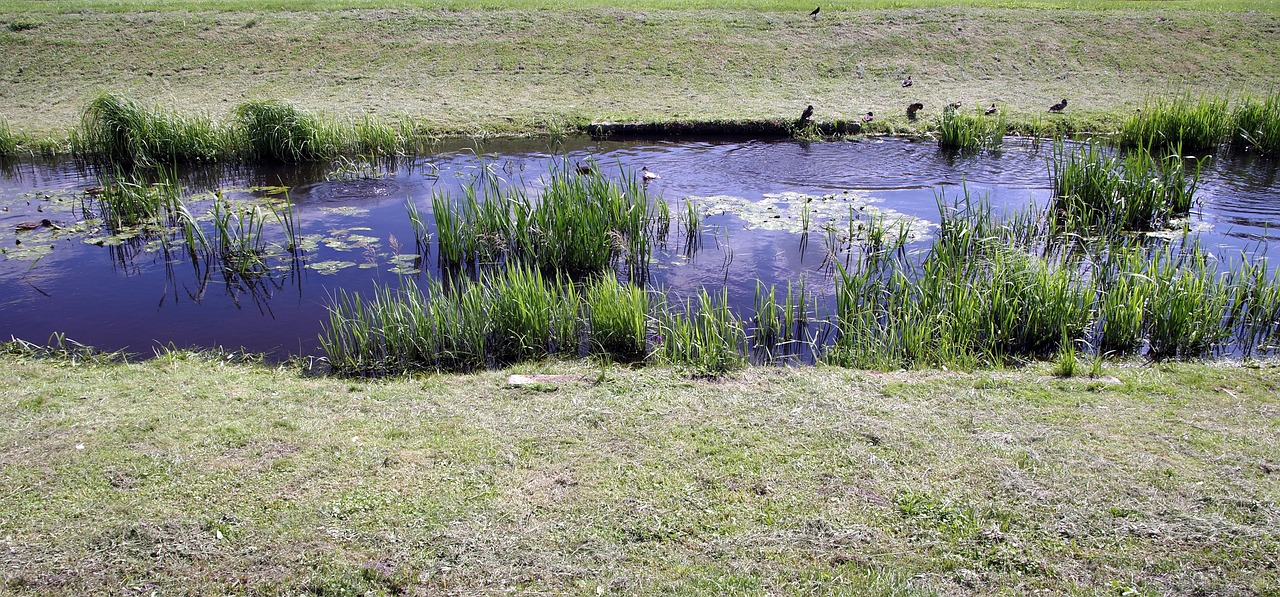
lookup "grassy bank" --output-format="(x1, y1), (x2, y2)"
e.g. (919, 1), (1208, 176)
(1, 351), (1277, 595)
(1, 5), (1278, 138)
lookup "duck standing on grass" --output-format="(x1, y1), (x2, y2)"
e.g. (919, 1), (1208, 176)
(901, 75), (913, 88)
(984, 103), (997, 115)
(1049, 98), (1068, 113)
(906, 102), (924, 120)
(861, 112), (874, 123)
(800, 104), (814, 122)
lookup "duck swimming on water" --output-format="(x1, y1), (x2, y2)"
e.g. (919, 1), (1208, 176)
(641, 167), (660, 181)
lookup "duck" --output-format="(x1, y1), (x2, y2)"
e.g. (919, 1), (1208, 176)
(943, 101), (963, 113)
(901, 75), (913, 88)
(15, 219), (58, 232)
(1049, 98), (1068, 113)
(575, 161), (596, 175)
(984, 103), (997, 115)
(861, 112), (874, 123)
(906, 102), (924, 120)
(800, 104), (814, 122)
(641, 166), (661, 181)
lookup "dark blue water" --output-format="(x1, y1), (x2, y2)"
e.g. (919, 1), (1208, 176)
(0, 137), (1277, 359)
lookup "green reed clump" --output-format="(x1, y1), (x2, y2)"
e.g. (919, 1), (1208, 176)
(0, 120), (17, 157)
(209, 193), (270, 276)
(936, 108), (1005, 149)
(433, 166), (667, 275)
(84, 167), (183, 232)
(81, 93), (231, 166)
(1223, 257), (1280, 355)
(488, 264), (581, 364)
(1231, 91), (1280, 156)
(1144, 248), (1230, 360)
(1050, 142), (1201, 233)
(585, 272), (650, 360)
(656, 288), (746, 375)
(320, 267), (583, 375)
(828, 191), (1093, 370)
(1119, 94), (1231, 151)
(234, 100), (344, 163)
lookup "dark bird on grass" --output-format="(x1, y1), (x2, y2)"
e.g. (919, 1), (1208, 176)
(861, 112), (875, 123)
(1049, 98), (1068, 113)
(800, 104), (814, 122)
(943, 101), (963, 113)
(641, 166), (660, 181)
(901, 75), (913, 88)
(984, 103), (998, 115)
(810, 6), (820, 16)
(15, 219), (57, 232)
(906, 102), (924, 120)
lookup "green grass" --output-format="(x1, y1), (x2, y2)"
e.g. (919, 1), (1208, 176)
(4, 0), (1277, 11)
(79, 93), (233, 166)
(1119, 94), (1233, 152)
(1049, 141), (1201, 234)
(1, 351), (1277, 595)
(3, 7), (1277, 139)
(432, 166), (666, 276)
(81, 167), (184, 233)
(1231, 90), (1280, 156)
(934, 107), (1004, 150)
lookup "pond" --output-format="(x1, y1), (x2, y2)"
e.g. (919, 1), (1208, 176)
(1, 136), (1278, 362)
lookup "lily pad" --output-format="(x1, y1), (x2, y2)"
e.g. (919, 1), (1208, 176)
(307, 260), (357, 275)
(688, 191), (934, 242)
(3, 242), (54, 261)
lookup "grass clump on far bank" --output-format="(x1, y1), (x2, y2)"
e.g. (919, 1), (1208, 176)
(1119, 94), (1231, 152)
(935, 107), (1004, 150)
(1049, 141), (1200, 234)
(1231, 90), (1280, 156)
(234, 100), (344, 163)
(79, 93), (233, 166)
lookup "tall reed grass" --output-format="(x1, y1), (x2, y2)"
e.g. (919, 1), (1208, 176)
(73, 94), (439, 165)
(1119, 94), (1231, 151)
(655, 288), (746, 374)
(80, 93), (233, 166)
(81, 167), (183, 233)
(235, 100), (343, 163)
(0, 120), (17, 157)
(1050, 142), (1200, 233)
(936, 108), (1005, 149)
(1231, 91), (1280, 156)
(433, 166), (668, 275)
(585, 272), (650, 360)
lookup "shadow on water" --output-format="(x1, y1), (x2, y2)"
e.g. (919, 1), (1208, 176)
(1, 136), (1278, 361)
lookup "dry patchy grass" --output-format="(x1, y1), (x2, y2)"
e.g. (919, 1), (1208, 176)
(0, 8), (1277, 136)
(1, 354), (1278, 595)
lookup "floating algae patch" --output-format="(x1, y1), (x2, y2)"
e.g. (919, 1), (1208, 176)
(318, 206), (369, 217)
(689, 191), (935, 242)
